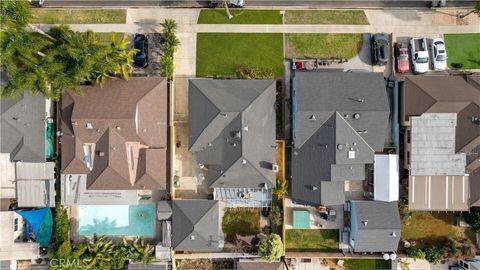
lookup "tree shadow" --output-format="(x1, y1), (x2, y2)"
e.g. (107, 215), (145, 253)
(134, 19), (160, 34)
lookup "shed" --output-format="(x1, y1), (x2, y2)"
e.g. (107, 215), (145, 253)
(292, 209), (310, 229)
(374, 154), (399, 202)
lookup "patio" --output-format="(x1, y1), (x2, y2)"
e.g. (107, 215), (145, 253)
(284, 198), (344, 230)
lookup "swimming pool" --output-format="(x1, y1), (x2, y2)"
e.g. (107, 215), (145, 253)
(78, 204), (155, 237)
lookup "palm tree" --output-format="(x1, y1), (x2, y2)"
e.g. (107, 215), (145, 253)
(82, 235), (116, 269)
(0, 0), (32, 30)
(161, 19), (178, 34)
(98, 33), (137, 82)
(128, 237), (155, 264)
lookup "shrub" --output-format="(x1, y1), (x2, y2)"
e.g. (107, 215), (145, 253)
(235, 65), (275, 79)
(160, 19), (179, 81)
(54, 205), (70, 246)
(424, 246), (443, 264)
(464, 209), (480, 232)
(407, 246), (426, 260)
(269, 204), (283, 227)
(258, 234), (283, 262)
(272, 177), (288, 199)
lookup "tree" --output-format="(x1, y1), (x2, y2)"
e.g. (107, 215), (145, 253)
(406, 246), (426, 260)
(269, 204), (283, 227)
(458, 0), (480, 18)
(424, 246), (443, 264)
(258, 234), (283, 262)
(48, 241), (88, 270)
(161, 19), (178, 33)
(0, 0), (32, 30)
(272, 177), (288, 199)
(464, 208), (480, 232)
(160, 19), (180, 81)
(128, 237), (155, 264)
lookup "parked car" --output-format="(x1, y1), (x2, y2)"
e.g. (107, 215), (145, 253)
(28, 0), (44, 7)
(210, 0), (244, 7)
(371, 33), (389, 66)
(394, 42), (409, 73)
(409, 37), (430, 73)
(133, 34), (148, 68)
(431, 38), (447, 71)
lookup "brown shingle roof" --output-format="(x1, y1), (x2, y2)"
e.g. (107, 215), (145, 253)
(60, 77), (167, 190)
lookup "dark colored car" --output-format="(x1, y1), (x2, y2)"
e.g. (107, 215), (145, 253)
(394, 42), (410, 73)
(371, 33), (389, 66)
(28, 0), (44, 7)
(133, 34), (148, 68)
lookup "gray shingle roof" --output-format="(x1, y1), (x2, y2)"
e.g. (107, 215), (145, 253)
(291, 72), (389, 206)
(1, 92), (46, 162)
(171, 200), (222, 252)
(188, 79), (276, 188)
(350, 200), (401, 252)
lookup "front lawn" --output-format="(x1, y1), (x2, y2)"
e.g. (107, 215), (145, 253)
(196, 33), (284, 77)
(286, 33), (363, 59)
(94, 32), (126, 45)
(285, 10), (369, 25)
(197, 9), (282, 24)
(285, 229), (339, 252)
(344, 259), (391, 270)
(402, 212), (460, 247)
(444, 33), (480, 69)
(222, 208), (260, 236)
(31, 9), (126, 24)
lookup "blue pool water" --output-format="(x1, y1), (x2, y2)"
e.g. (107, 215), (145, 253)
(78, 204), (155, 236)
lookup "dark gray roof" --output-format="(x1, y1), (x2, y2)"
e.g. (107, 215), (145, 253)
(350, 200), (401, 252)
(188, 79), (276, 189)
(172, 200), (222, 252)
(1, 92), (46, 162)
(291, 72), (389, 206)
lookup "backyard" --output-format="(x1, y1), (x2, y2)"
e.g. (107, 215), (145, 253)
(343, 259), (391, 270)
(222, 208), (260, 236)
(285, 229), (339, 252)
(286, 34), (363, 59)
(197, 9), (282, 24)
(31, 9), (126, 24)
(285, 10), (369, 24)
(401, 212), (464, 248)
(444, 33), (480, 69)
(196, 33), (284, 77)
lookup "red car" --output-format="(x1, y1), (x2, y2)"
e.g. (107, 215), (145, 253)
(395, 42), (409, 73)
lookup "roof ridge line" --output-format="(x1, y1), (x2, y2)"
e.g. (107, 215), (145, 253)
(335, 112), (375, 153)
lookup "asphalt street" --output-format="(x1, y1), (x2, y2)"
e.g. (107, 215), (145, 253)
(43, 0), (477, 8)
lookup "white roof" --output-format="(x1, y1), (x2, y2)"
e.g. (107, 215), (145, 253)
(16, 162), (55, 180)
(374, 154), (399, 202)
(15, 162), (55, 207)
(0, 153), (15, 199)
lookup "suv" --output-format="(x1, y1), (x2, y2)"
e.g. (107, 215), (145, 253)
(371, 33), (389, 66)
(409, 37), (429, 74)
(133, 34), (148, 68)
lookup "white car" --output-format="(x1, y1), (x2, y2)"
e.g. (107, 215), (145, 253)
(409, 37), (430, 74)
(431, 38), (447, 71)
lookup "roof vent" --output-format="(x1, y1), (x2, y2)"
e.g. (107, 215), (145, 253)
(361, 220), (368, 226)
(355, 98), (365, 103)
(337, 144), (344, 150)
(348, 151), (356, 159)
(199, 163), (205, 169)
(98, 151), (105, 157)
(357, 129), (368, 134)
(353, 142), (357, 146)
(272, 164), (279, 172)
(208, 143), (212, 147)
(312, 186), (318, 191)
(85, 122), (93, 129)
(190, 235), (195, 240)
(220, 113), (228, 118)
(116, 126), (121, 130)
(241, 159), (247, 165)
(390, 232), (397, 237)
(353, 113), (361, 119)
(232, 131), (241, 139)
(344, 114), (349, 118)
(309, 114), (316, 121)
(72, 121), (78, 125)
(244, 126), (249, 131)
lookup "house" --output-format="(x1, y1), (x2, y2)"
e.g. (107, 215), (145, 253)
(348, 200), (401, 253)
(291, 72), (390, 206)
(0, 92), (55, 208)
(0, 211), (40, 260)
(401, 75), (480, 211)
(60, 77), (168, 197)
(171, 200), (223, 252)
(188, 79), (277, 207)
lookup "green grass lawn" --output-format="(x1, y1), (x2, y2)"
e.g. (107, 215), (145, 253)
(285, 10), (369, 24)
(94, 32), (126, 45)
(444, 33), (480, 69)
(286, 33), (363, 59)
(31, 9), (126, 24)
(402, 212), (461, 247)
(197, 9), (282, 24)
(285, 229), (339, 252)
(344, 259), (391, 270)
(196, 33), (284, 77)
(222, 208), (260, 236)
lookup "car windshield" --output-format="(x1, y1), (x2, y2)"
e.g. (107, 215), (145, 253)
(436, 55), (446, 61)
(417, 57), (429, 63)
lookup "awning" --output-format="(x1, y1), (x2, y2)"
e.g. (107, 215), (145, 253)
(374, 154), (399, 202)
(15, 208), (53, 247)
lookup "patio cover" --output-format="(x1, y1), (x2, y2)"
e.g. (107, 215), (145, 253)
(15, 208), (53, 247)
(374, 154), (399, 202)
(292, 209), (310, 229)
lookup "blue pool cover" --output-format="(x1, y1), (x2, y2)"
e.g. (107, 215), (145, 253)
(15, 208), (53, 247)
(78, 204), (155, 237)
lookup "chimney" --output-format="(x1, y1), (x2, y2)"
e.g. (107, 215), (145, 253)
(98, 151), (105, 157)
